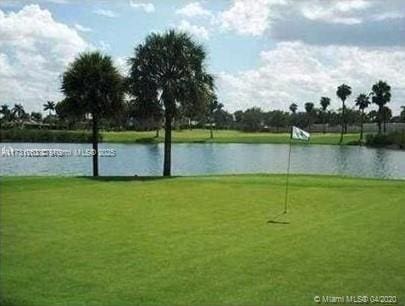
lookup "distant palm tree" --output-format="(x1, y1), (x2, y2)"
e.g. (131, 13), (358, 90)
(0, 104), (11, 120)
(371, 80), (391, 134)
(289, 103), (298, 114)
(43, 101), (56, 116)
(208, 95), (222, 139)
(128, 30), (215, 176)
(381, 106), (392, 133)
(61, 51), (124, 176)
(11, 104), (26, 127)
(336, 84), (352, 144)
(320, 97), (330, 133)
(355, 93), (370, 141)
(304, 102), (314, 130)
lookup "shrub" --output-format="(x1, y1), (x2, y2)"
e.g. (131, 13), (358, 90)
(366, 132), (405, 149)
(0, 129), (100, 143)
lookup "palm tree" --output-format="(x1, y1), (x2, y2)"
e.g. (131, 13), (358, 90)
(320, 97), (330, 133)
(336, 84), (352, 143)
(381, 106), (392, 133)
(304, 102), (315, 130)
(0, 104), (11, 120)
(43, 101), (56, 116)
(289, 103), (298, 114)
(208, 94), (222, 139)
(61, 51), (124, 177)
(128, 30), (214, 176)
(355, 93), (370, 141)
(11, 104), (26, 127)
(371, 80), (391, 134)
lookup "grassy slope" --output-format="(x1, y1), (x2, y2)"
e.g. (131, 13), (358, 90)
(1, 175), (404, 306)
(102, 129), (360, 145)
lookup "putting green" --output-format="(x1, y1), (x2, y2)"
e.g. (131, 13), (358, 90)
(0, 175), (404, 306)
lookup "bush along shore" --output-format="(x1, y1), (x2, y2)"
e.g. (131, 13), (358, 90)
(0, 129), (96, 143)
(366, 131), (405, 149)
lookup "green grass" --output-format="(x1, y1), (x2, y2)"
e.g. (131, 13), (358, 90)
(102, 129), (361, 145)
(1, 175), (404, 306)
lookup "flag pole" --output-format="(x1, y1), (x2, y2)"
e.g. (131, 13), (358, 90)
(284, 126), (293, 214)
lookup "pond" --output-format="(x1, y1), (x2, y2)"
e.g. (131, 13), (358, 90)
(1, 142), (404, 179)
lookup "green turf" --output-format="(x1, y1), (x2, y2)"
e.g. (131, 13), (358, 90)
(102, 129), (361, 145)
(1, 175), (404, 306)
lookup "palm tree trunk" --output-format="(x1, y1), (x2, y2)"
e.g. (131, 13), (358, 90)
(156, 127), (159, 138)
(339, 101), (345, 144)
(163, 113), (172, 176)
(377, 106), (382, 134)
(360, 109), (364, 142)
(210, 122), (213, 139)
(92, 115), (99, 177)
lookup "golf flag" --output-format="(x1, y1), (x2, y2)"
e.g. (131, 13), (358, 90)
(292, 126), (310, 141)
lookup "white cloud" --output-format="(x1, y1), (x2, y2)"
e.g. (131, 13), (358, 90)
(301, 0), (372, 24)
(177, 20), (209, 40)
(176, 2), (212, 18)
(218, 0), (287, 36)
(74, 23), (92, 32)
(218, 41), (405, 113)
(0, 5), (90, 112)
(93, 8), (118, 18)
(129, 0), (155, 13)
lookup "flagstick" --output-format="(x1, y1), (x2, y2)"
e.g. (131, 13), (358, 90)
(284, 127), (293, 214)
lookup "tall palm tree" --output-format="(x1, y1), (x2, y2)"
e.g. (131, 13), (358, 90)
(289, 103), (298, 114)
(371, 80), (391, 134)
(355, 93), (370, 141)
(128, 30), (214, 176)
(61, 51), (124, 176)
(320, 97), (330, 133)
(43, 101), (56, 116)
(336, 84), (352, 143)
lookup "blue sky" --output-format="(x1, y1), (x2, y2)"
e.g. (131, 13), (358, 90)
(0, 0), (405, 114)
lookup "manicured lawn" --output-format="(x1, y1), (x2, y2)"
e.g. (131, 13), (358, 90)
(1, 175), (404, 306)
(102, 129), (361, 145)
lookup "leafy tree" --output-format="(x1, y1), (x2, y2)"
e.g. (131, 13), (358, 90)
(371, 80), (391, 134)
(355, 94), (370, 141)
(289, 103), (298, 114)
(240, 107), (263, 132)
(43, 101), (56, 116)
(30, 112), (43, 122)
(130, 96), (163, 136)
(265, 110), (289, 132)
(61, 51), (124, 176)
(336, 84), (352, 143)
(320, 97), (330, 133)
(128, 30), (214, 176)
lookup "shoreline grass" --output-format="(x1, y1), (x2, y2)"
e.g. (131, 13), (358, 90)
(1, 174), (404, 306)
(1, 128), (361, 145)
(102, 129), (361, 145)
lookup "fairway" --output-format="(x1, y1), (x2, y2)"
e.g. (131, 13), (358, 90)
(1, 175), (404, 306)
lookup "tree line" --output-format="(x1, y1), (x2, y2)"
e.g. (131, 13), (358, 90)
(1, 30), (405, 176)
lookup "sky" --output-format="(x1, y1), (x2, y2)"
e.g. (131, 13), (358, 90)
(0, 0), (404, 114)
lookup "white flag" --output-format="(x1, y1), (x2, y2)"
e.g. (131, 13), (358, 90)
(292, 126), (310, 141)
